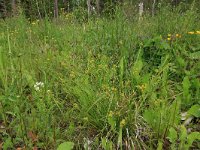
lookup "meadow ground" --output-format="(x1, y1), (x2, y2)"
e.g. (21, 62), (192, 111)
(0, 5), (200, 150)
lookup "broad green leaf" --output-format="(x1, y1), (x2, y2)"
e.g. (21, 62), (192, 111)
(180, 125), (187, 141)
(179, 125), (187, 149)
(131, 59), (143, 82)
(167, 127), (177, 150)
(157, 140), (163, 150)
(188, 104), (200, 118)
(167, 127), (177, 142)
(187, 132), (200, 147)
(143, 109), (157, 129)
(169, 99), (181, 125)
(182, 76), (191, 104)
(176, 56), (185, 67)
(108, 117), (116, 131)
(183, 76), (191, 93)
(57, 142), (74, 150)
(101, 138), (107, 149)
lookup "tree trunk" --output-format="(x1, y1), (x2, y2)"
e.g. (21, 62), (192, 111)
(152, 0), (156, 16)
(54, 0), (58, 18)
(96, 0), (100, 15)
(87, 0), (91, 18)
(35, 0), (42, 19)
(139, 2), (144, 21)
(11, 0), (16, 16)
(63, 0), (67, 11)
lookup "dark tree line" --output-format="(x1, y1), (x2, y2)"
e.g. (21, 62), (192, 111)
(0, 0), (198, 19)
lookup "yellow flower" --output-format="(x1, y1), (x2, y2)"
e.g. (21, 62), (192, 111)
(120, 92), (125, 97)
(120, 119), (126, 128)
(196, 31), (200, 34)
(188, 31), (195, 34)
(108, 111), (114, 117)
(138, 84), (146, 92)
(176, 34), (181, 38)
(70, 71), (75, 78)
(167, 34), (171, 37)
(167, 37), (171, 41)
(111, 87), (117, 92)
(31, 22), (36, 25)
(83, 117), (88, 121)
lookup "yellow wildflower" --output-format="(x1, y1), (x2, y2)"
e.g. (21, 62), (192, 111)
(196, 31), (200, 34)
(83, 117), (88, 121)
(111, 87), (117, 92)
(70, 71), (75, 78)
(120, 92), (125, 98)
(120, 119), (126, 128)
(108, 111), (114, 117)
(138, 84), (146, 92)
(188, 31), (195, 34)
(167, 34), (171, 37)
(176, 34), (181, 38)
(167, 37), (171, 41)
(31, 22), (36, 25)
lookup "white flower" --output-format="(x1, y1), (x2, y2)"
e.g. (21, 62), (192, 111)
(181, 112), (187, 121)
(34, 82), (44, 91)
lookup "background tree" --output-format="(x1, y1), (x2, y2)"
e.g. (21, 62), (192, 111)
(0, 0), (199, 19)
(11, 0), (16, 15)
(96, 0), (100, 15)
(54, 0), (58, 18)
(0, 0), (7, 18)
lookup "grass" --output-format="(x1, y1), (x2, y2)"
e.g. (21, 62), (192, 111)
(0, 4), (200, 150)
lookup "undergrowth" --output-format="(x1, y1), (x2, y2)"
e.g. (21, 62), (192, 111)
(0, 4), (200, 150)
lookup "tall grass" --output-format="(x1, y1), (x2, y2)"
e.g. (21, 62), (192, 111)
(0, 3), (200, 149)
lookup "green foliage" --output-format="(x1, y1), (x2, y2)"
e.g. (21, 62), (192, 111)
(167, 126), (200, 150)
(143, 99), (180, 139)
(57, 142), (74, 150)
(156, 141), (163, 150)
(189, 51), (200, 59)
(188, 104), (200, 118)
(2, 137), (13, 150)
(0, 3), (199, 149)
(101, 137), (113, 150)
(182, 76), (191, 105)
(168, 127), (177, 149)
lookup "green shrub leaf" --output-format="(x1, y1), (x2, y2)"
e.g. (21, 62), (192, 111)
(57, 142), (74, 150)
(188, 104), (200, 118)
(167, 127), (177, 143)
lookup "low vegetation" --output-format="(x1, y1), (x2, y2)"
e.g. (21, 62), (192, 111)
(0, 3), (200, 150)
